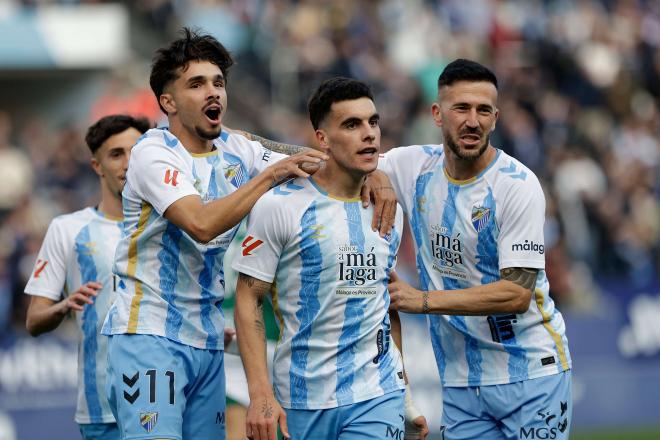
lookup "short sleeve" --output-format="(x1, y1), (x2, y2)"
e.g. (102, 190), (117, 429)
(378, 145), (439, 217)
(227, 133), (287, 177)
(24, 219), (69, 300)
(498, 176), (547, 270)
(231, 194), (291, 283)
(128, 143), (199, 215)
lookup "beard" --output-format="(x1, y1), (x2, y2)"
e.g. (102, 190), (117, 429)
(195, 124), (222, 141)
(444, 131), (490, 161)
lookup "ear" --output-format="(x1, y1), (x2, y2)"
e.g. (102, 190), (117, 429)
(431, 102), (442, 127)
(90, 156), (103, 177)
(159, 93), (176, 115)
(490, 107), (500, 132)
(315, 129), (330, 153)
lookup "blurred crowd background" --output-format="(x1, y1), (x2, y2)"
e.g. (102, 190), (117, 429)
(2, 0), (658, 332)
(0, 0), (658, 438)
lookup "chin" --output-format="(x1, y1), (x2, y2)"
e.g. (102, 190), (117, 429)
(196, 125), (222, 140)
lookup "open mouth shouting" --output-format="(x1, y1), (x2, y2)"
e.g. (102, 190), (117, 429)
(204, 103), (223, 126)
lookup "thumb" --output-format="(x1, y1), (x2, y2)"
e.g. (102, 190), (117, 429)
(389, 270), (399, 283)
(279, 411), (290, 439)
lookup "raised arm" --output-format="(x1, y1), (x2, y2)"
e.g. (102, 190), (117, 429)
(235, 273), (289, 440)
(164, 150), (326, 243)
(389, 268), (535, 315)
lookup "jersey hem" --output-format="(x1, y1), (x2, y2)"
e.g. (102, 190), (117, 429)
(102, 327), (224, 351)
(278, 383), (405, 410)
(150, 188), (199, 217)
(231, 264), (275, 284)
(75, 416), (117, 424)
(23, 288), (62, 301)
(441, 364), (572, 387)
(499, 259), (545, 269)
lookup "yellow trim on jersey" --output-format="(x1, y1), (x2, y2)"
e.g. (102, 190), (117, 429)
(270, 281), (285, 343)
(127, 203), (153, 333)
(190, 150), (218, 158)
(443, 167), (477, 185)
(535, 288), (569, 370)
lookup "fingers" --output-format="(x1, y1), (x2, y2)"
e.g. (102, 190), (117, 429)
(360, 182), (370, 208)
(66, 293), (94, 311)
(86, 281), (103, 290)
(372, 192), (385, 232)
(378, 199), (397, 237)
(414, 416), (430, 438)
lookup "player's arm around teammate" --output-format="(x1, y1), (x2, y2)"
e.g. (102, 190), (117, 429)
(226, 129), (398, 238)
(388, 268), (534, 315)
(234, 273), (289, 440)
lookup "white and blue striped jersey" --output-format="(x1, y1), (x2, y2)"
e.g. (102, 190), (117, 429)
(24, 207), (122, 424)
(233, 177), (406, 410)
(102, 128), (285, 350)
(380, 145), (571, 387)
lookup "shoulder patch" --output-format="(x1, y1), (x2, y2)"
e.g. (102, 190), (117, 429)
(498, 161), (527, 181)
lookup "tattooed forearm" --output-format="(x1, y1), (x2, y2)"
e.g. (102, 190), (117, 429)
(500, 267), (538, 291)
(248, 133), (306, 156)
(254, 296), (266, 336)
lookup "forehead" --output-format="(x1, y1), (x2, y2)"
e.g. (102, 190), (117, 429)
(439, 80), (498, 106)
(327, 97), (377, 123)
(176, 60), (223, 81)
(99, 127), (142, 151)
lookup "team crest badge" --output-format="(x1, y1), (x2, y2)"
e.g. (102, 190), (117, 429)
(140, 412), (158, 433)
(224, 163), (245, 187)
(471, 206), (492, 232)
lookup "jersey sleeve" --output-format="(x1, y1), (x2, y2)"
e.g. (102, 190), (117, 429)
(231, 193), (291, 283)
(128, 143), (198, 216)
(24, 218), (69, 300)
(378, 145), (436, 217)
(498, 175), (547, 270)
(230, 133), (287, 177)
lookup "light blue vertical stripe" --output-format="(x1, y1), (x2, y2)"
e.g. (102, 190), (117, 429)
(477, 189), (529, 381)
(441, 184), (484, 386)
(75, 225), (102, 422)
(336, 202), (367, 405)
(199, 247), (223, 349)
(377, 227), (401, 391)
(290, 202), (322, 405)
(158, 222), (183, 342)
(412, 173), (448, 380)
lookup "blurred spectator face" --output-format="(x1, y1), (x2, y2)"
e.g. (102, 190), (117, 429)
(160, 60), (226, 142)
(432, 80), (499, 161)
(91, 128), (141, 199)
(315, 97), (380, 176)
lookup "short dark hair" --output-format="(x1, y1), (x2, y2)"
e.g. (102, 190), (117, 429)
(85, 115), (151, 154)
(437, 59), (498, 89)
(308, 77), (374, 130)
(150, 27), (234, 114)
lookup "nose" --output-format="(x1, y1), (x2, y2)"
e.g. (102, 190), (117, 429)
(465, 109), (479, 128)
(205, 82), (220, 99)
(363, 123), (377, 142)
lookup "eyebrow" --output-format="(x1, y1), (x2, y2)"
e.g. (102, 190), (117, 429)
(185, 74), (224, 85)
(339, 112), (380, 126)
